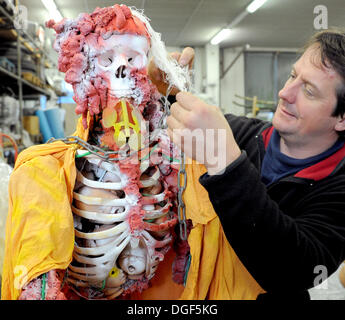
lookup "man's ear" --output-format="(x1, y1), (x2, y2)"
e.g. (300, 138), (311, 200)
(335, 115), (345, 132)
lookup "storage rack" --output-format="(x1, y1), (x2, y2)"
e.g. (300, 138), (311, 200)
(233, 94), (277, 118)
(0, 0), (56, 143)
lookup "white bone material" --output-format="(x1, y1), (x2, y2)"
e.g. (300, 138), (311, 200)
(51, 15), (180, 297)
(74, 222), (129, 240)
(73, 192), (131, 207)
(69, 51), (177, 291)
(118, 241), (147, 278)
(94, 34), (149, 100)
(139, 169), (160, 188)
(72, 205), (128, 224)
(77, 171), (124, 190)
(68, 151), (176, 294)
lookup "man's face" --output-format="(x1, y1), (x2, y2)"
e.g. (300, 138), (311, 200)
(272, 44), (344, 145)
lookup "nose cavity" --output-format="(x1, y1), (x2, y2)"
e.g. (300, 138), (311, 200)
(116, 65), (127, 79)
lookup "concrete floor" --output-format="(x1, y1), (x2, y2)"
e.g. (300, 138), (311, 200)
(308, 263), (345, 300)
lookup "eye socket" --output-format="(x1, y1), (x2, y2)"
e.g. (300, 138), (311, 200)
(98, 51), (114, 67)
(128, 55), (146, 69)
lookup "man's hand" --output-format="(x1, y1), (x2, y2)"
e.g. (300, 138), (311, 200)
(340, 263), (345, 288)
(167, 92), (241, 175)
(148, 47), (195, 95)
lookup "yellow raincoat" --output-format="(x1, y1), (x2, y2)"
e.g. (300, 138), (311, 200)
(1, 115), (264, 300)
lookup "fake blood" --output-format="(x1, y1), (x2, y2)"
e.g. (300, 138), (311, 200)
(46, 5), (150, 129)
(40, 4), (187, 300)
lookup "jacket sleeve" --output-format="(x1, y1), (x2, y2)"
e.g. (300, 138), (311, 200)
(199, 151), (345, 293)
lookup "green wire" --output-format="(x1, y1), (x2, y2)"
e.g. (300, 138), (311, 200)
(140, 144), (159, 162)
(162, 153), (180, 163)
(183, 254), (191, 287)
(101, 279), (106, 290)
(75, 151), (92, 158)
(41, 273), (46, 300)
(141, 193), (152, 197)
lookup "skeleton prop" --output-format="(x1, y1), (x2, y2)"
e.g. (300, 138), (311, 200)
(19, 4), (191, 300)
(1, 3), (266, 301)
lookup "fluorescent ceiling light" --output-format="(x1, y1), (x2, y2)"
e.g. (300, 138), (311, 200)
(246, 0), (268, 13)
(51, 9), (63, 21)
(42, 0), (57, 11)
(41, 0), (63, 21)
(210, 0), (268, 45)
(228, 10), (248, 28)
(211, 28), (231, 45)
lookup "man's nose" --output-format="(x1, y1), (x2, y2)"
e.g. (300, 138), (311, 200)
(278, 80), (298, 104)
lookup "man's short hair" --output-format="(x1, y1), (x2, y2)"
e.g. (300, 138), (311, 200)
(304, 28), (345, 124)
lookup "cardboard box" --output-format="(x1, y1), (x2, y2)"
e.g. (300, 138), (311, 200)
(23, 116), (40, 135)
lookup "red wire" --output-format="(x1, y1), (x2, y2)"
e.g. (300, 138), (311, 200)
(0, 132), (19, 163)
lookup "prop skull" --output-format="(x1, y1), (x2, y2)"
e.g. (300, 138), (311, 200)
(95, 34), (149, 99)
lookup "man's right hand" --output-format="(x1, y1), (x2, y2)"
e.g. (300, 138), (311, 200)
(167, 92), (242, 175)
(148, 47), (195, 95)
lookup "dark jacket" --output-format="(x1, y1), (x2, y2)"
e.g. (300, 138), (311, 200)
(199, 114), (345, 300)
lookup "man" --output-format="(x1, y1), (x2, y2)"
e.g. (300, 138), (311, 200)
(163, 28), (345, 299)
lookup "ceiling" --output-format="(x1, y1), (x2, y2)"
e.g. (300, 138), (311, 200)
(20, 0), (345, 49)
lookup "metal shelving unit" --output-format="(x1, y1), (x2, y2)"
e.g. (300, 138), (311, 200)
(0, 0), (54, 142)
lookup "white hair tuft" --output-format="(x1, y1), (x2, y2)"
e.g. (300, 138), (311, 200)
(130, 7), (192, 94)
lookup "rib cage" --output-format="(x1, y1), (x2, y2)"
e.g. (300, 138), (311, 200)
(67, 142), (179, 297)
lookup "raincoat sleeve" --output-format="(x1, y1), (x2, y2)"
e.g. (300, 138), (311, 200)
(1, 142), (77, 300)
(179, 160), (265, 299)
